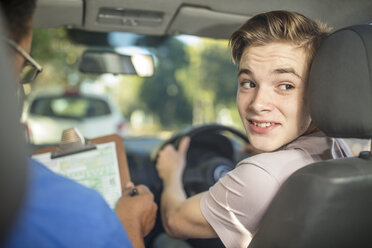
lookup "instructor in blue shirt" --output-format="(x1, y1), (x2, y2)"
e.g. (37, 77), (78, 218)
(0, 0), (157, 247)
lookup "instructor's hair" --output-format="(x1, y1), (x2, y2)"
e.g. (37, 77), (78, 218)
(0, 0), (37, 42)
(230, 10), (331, 66)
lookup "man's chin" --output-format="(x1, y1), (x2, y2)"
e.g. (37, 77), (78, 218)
(249, 141), (279, 153)
(248, 135), (283, 153)
(254, 145), (278, 153)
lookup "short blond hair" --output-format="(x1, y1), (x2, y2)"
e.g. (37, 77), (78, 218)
(230, 10), (331, 66)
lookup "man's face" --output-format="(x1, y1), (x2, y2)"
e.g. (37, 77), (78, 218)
(236, 42), (311, 152)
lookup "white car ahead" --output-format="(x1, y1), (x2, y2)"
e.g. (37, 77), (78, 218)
(22, 87), (129, 145)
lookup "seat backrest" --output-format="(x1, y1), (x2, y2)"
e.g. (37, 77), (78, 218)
(0, 7), (28, 244)
(249, 25), (372, 248)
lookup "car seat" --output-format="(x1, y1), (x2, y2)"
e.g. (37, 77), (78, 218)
(248, 24), (372, 248)
(0, 7), (28, 245)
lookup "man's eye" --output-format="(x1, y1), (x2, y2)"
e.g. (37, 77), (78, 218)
(240, 81), (256, 89)
(278, 84), (294, 90)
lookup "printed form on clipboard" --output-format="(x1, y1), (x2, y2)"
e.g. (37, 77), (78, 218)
(32, 128), (131, 209)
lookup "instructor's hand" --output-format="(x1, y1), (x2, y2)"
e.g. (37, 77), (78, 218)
(116, 183), (157, 242)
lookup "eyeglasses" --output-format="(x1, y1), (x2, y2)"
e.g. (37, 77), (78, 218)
(3, 37), (43, 84)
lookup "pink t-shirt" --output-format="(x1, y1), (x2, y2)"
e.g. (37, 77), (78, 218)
(200, 131), (351, 248)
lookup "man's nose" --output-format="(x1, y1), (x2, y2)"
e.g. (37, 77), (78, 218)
(250, 86), (273, 112)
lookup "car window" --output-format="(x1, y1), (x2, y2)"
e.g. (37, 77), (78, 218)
(29, 96), (111, 119)
(27, 28), (241, 138)
(26, 27), (370, 156)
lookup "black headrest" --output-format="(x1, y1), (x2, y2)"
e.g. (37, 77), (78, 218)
(308, 25), (372, 138)
(0, 8), (28, 244)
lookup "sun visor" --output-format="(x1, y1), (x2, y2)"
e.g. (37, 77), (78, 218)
(82, 0), (179, 35)
(167, 6), (249, 39)
(33, 0), (83, 29)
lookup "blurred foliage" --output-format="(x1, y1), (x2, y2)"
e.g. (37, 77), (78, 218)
(139, 37), (192, 129)
(177, 38), (239, 125)
(30, 28), (242, 134)
(31, 28), (96, 88)
(186, 39), (238, 104)
(108, 75), (145, 118)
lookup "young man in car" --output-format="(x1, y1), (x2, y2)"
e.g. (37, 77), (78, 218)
(155, 10), (352, 248)
(0, 1), (157, 247)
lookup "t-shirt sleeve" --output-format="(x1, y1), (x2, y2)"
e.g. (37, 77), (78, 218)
(200, 162), (280, 248)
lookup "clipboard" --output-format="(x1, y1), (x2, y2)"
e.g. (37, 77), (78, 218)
(32, 128), (130, 208)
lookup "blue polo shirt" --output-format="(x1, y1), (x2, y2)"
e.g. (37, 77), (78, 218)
(3, 159), (133, 248)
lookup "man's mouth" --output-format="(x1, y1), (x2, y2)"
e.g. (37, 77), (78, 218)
(249, 120), (278, 128)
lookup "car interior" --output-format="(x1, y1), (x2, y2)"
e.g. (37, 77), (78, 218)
(33, 0), (372, 39)
(1, 0), (372, 247)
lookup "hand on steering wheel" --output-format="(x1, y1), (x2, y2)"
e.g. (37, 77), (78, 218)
(153, 124), (250, 197)
(156, 137), (190, 186)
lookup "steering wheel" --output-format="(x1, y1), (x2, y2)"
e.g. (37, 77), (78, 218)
(152, 123), (250, 197)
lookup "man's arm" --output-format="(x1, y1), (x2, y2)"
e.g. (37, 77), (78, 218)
(156, 137), (217, 239)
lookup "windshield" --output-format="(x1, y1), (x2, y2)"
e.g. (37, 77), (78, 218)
(26, 28), (242, 138)
(23, 27), (370, 155)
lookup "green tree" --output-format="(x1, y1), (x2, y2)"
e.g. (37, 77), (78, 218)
(138, 37), (192, 128)
(199, 40), (238, 104)
(31, 28), (96, 89)
(177, 39), (238, 124)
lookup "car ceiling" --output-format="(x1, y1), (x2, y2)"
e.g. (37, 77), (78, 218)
(34, 0), (372, 39)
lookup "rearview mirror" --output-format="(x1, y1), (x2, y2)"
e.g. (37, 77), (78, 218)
(79, 49), (154, 77)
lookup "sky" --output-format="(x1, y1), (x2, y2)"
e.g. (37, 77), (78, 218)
(109, 32), (201, 47)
